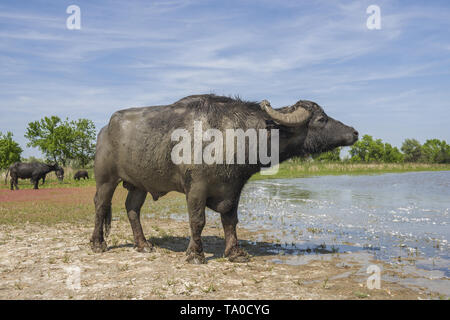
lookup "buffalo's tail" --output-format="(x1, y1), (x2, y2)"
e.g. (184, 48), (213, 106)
(4, 168), (9, 185)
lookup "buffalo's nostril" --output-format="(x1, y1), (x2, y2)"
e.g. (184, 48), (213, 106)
(353, 130), (359, 136)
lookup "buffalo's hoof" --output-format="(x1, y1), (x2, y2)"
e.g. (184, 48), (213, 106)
(227, 247), (250, 263)
(90, 240), (107, 253)
(135, 241), (154, 253)
(186, 252), (207, 264)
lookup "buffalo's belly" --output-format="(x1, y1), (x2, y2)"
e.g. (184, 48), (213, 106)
(16, 172), (33, 179)
(118, 166), (182, 194)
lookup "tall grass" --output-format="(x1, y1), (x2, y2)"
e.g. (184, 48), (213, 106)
(251, 162), (450, 180)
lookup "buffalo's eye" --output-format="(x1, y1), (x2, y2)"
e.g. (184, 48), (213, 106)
(317, 116), (326, 123)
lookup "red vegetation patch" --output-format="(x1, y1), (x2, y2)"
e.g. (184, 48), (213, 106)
(0, 187), (95, 203)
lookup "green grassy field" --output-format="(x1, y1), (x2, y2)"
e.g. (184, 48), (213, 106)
(0, 185), (187, 226)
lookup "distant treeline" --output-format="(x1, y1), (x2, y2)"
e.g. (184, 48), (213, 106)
(308, 135), (450, 164)
(1, 116), (449, 170)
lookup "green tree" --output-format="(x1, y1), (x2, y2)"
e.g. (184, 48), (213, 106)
(313, 147), (341, 162)
(421, 139), (450, 163)
(383, 143), (404, 163)
(349, 135), (404, 163)
(25, 116), (75, 166)
(401, 138), (422, 162)
(25, 116), (97, 167)
(0, 131), (23, 169)
(71, 119), (96, 168)
(349, 135), (384, 162)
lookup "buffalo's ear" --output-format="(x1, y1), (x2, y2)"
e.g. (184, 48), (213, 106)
(264, 119), (278, 130)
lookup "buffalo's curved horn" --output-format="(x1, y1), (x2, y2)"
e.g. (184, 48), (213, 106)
(260, 100), (310, 126)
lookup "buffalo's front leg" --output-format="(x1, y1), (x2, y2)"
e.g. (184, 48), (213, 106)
(185, 187), (207, 264)
(125, 188), (153, 253)
(221, 207), (249, 262)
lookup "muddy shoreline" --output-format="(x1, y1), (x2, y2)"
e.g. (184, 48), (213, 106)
(0, 217), (446, 300)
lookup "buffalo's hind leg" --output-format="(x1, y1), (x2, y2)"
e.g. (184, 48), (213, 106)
(221, 207), (250, 263)
(185, 186), (207, 264)
(12, 175), (19, 190)
(125, 186), (153, 253)
(90, 180), (118, 253)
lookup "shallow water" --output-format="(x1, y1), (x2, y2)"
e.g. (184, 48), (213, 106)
(234, 171), (450, 277)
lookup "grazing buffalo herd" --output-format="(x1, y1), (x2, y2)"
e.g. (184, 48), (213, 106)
(74, 170), (89, 180)
(5, 162), (64, 190)
(4, 162), (90, 190)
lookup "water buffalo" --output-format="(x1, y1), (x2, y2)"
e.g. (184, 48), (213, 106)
(74, 170), (89, 180)
(90, 94), (358, 263)
(5, 162), (64, 190)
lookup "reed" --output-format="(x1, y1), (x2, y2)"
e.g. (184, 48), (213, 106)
(251, 162), (450, 180)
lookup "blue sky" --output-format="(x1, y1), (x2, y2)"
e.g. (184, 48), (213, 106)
(1, 0), (449, 158)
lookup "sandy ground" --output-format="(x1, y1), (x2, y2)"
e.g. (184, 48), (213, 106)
(0, 216), (445, 300)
